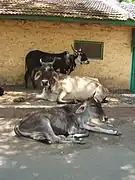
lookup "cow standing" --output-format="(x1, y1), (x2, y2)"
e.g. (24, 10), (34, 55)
(24, 50), (69, 88)
(24, 46), (89, 89)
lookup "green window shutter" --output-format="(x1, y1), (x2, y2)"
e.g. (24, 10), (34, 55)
(131, 28), (135, 51)
(74, 40), (104, 60)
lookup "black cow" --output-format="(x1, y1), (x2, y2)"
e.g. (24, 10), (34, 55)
(14, 99), (121, 145)
(24, 50), (69, 88)
(24, 47), (89, 89)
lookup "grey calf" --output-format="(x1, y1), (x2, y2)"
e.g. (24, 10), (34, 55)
(14, 99), (121, 145)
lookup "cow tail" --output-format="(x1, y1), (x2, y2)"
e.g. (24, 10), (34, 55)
(14, 124), (22, 137)
(25, 55), (28, 72)
(25, 61), (26, 71)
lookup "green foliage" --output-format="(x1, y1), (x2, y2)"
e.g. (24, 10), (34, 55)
(121, 0), (135, 3)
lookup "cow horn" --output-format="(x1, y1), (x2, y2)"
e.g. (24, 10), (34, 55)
(41, 59), (55, 66)
(56, 68), (60, 75)
(46, 62), (54, 66)
(71, 44), (76, 52)
(50, 59), (56, 64)
(40, 58), (44, 65)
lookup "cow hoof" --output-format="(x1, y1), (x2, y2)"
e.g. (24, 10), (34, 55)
(73, 139), (86, 144)
(58, 135), (66, 140)
(101, 98), (108, 103)
(13, 97), (26, 103)
(115, 130), (122, 136)
(57, 101), (66, 104)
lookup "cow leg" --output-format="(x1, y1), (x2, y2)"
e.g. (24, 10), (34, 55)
(68, 129), (89, 139)
(66, 68), (72, 75)
(41, 118), (85, 144)
(41, 118), (62, 143)
(24, 70), (29, 88)
(83, 123), (122, 136)
(31, 70), (37, 89)
(58, 135), (86, 144)
(31, 78), (36, 89)
(57, 91), (77, 104)
(101, 97), (108, 103)
(24, 70), (37, 89)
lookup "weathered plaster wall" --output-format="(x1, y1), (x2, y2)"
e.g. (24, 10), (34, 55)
(0, 19), (132, 89)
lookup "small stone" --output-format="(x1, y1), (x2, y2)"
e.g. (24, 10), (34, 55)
(103, 137), (108, 141)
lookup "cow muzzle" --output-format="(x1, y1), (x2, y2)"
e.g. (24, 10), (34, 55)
(41, 79), (49, 87)
(88, 115), (108, 125)
(81, 60), (89, 64)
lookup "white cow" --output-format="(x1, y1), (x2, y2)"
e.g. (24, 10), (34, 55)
(37, 74), (109, 104)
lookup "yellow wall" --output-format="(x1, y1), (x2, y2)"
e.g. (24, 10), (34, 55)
(0, 19), (132, 89)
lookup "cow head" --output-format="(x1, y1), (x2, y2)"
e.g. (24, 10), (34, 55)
(34, 58), (54, 80)
(71, 45), (89, 65)
(41, 68), (60, 93)
(34, 58), (56, 89)
(64, 98), (108, 126)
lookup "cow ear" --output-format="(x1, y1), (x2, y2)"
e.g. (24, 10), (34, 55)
(56, 68), (60, 73)
(75, 102), (87, 114)
(53, 76), (59, 82)
(34, 71), (42, 81)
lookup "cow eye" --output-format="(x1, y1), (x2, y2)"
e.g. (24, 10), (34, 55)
(80, 107), (85, 111)
(75, 105), (86, 114)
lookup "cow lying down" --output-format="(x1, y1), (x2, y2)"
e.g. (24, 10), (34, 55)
(36, 75), (108, 104)
(14, 99), (121, 145)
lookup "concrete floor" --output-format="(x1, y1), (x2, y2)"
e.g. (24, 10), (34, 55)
(0, 107), (135, 180)
(0, 86), (135, 180)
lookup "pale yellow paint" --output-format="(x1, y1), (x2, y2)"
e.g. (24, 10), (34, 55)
(0, 19), (132, 89)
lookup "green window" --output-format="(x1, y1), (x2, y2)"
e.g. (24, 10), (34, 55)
(74, 40), (104, 60)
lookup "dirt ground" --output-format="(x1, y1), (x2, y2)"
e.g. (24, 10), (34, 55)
(0, 85), (135, 107)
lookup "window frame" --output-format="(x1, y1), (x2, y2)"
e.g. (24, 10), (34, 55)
(74, 40), (104, 60)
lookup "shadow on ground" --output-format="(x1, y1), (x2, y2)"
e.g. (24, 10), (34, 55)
(0, 85), (135, 107)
